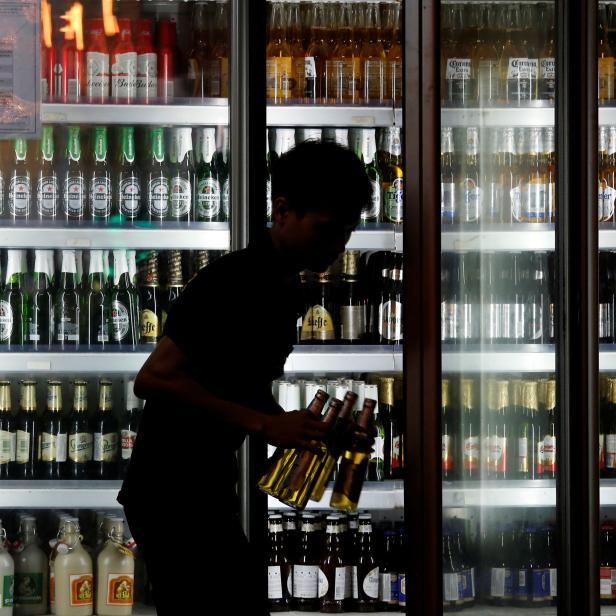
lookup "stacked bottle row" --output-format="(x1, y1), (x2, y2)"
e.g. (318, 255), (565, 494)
(273, 373), (405, 481)
(0, 248), (218, 349)
(0, 378), (141, 481)
(42, 2), (229, 103)
(298, 250), (403, 345)
(267, 510), (405, 613)
(0, 125), (230, 224)
(440, 126), (556, 225)
(441, 375), (557, 481)
(442, 517), (558, 610)
(0, 510), (147, 616)
(441, 3), (555, 107)
(441, 251), (555, 345)
(267, 126), (403, 224)
(266, 0), (402, 105)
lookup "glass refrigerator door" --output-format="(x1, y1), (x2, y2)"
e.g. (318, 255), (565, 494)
(440, 2), (558, 613)
(0, 1), (231, 614)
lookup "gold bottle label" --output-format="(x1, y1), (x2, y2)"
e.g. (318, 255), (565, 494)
(40, 432), (57, 462)
(69, 433), (93, 462)
(140, 309), (159, 340)
(310, 305), (335, 341)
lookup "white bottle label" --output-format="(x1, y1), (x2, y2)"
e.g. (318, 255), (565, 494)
(56, 433), (67, 462)
(9, 176), (31, 216)
(0, 301), (13, 341)
(444, 572), (459, 601)
(40, 432), (57, 462)
(119, 177), (141, 217)
(137, 52), (157, 100)
(607, 434), (616, 468)
(121, 429), (137, 460)
(351, 565), (358, 599)
(0, 430), (12, 463)
(37, 176), (59, 217)
(267, 566), (283, 599)
(170, 177), (191, 217)
(16, 429), (30, 463)
(69, 433), (93, 462)
(362, 567), (380, 599)
(334, 567), (347, 601)
(196, 177), (221, 219)
(90, 176), (112, 217)
(318, 569), (328, 598)
(112, 52), (137, 100)
(380, 573), (393, 602)
(446, 58), (472, 80)
(86, 51), (110, 99)
(293, 565), (319, 598)
(148, 177), (169, 218)
(64, 176), (86, 217)
(94, 432), (118, 462)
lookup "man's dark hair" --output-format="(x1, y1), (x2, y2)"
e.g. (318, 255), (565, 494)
(271, 140), (373, 222)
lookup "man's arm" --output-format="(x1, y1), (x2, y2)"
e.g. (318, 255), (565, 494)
(134, 336), (327, 451)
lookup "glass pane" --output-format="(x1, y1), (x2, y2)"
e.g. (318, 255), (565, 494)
(440, 2), (558, 613)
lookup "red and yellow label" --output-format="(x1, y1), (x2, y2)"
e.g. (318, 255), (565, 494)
(107, 573), (134, 606)
(70, 574), (93, 606)
(49, 572), (55, 605)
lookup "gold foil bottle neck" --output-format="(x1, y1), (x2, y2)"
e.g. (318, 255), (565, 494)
(510, 379), (524, 408)
(167, 250), (184, 286)
(379, 377), (395, 407)
(343, 250), (360, 277)
(496, 380), (509, 410)
(0, 381), (11, 412)
(441, 379), (450, 409)
(47, 380), (63, 412)
(609, 378), (616, 404)
(537, 379), (548, 408)
(522, 380), (539, 411)
(73, 380), (88, 412)
(140, 251), (159, 286)
(20, 380), (37, 412)
(545, 379), (556, 411)
(193, 250), (210, 272)
(98, 379), (113, 411)
(461, 379), (474, 409)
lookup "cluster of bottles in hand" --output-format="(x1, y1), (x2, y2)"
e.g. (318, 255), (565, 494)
(298, 250), (403, 345)
(441, 376), (557, 482)
(266, 0), (401, 105)
(440, 126), (556, 225)
(0, 378), (141, 481)
(441, 251), (555, 345)
(267, 510), (405, 613)
(441, 3), (555, 107)
(0, 248), (218, 348)
(261, 389), (379, 511)
(42, 2), (229, 104)
(442, 517), (558, 610)
(274, 374), (404, 482)
(267, 126), (403, 224)
(0, 511), (142, 616)
(0, 125), (229, 224)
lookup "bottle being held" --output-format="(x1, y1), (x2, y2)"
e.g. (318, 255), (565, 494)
(1, 249), (28, 348)
(36, 126), (59, 219)
(119, 381), (141, 479)
(55, 250), (80, 347)
(85, 18), (110, 104)
(111, 19), (137, 104)
(63, 127), (87, 221)
(144, 128), (169, 222)
(0, 382), (14, 479)
(91, 380), (119, 480)
(267, 514), (291, 612)
(7, 138), (32, 220)
(67, 381), (93, 480)
(168, 128), (194, 222)
(38, 380), (67, 480)
(136, 19), (157, 104)
(0, 520), (14, 615)
(12, 380), (39, 480)
(89, 127), (112, 221)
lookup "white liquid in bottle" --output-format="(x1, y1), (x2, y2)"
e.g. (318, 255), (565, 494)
(13, 516), (47, 615)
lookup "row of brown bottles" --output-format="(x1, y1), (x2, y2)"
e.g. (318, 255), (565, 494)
(0, 378), (142, 480)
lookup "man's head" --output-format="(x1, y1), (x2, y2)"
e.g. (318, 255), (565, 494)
(270, 139), (373, 272)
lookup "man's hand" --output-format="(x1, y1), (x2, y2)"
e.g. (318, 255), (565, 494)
(261, 410), (329, 453)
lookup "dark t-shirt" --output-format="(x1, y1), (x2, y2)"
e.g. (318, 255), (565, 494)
(117, 232), (301, 508)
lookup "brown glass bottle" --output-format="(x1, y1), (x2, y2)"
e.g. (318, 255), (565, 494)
(268, 513), (291, 612)
(67, 380), (93, 479)
(441, 378), (456, 480)
(0, 381), (14, 478)
(12, 380), (40, 479)
(486, 379), (510, 480)
(139, 251), (163, 345)
(91, 379), (118, 479)
(339, 251), (366, 344)
(460, 379), (480, 479)
(39, 380), (67, 480)
(356, 513), (379, 611)
(293, 513), (320, 611)
(320, 516), (347, 613)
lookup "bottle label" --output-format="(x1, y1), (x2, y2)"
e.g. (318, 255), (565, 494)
(137, 52), (157, 100)
(86, 51), (110, 100)
(0, 301), (13, 341)
(196, 177), (221, 219)
(363, 59), (384, 101)
(106, 573), (134, 605)
(361, 179), (381, 220)
(459, 569), (475, 601)
(266, 57), (293, 100)
(446, 58), (472, 81)
(518, 437), (529, 473)
(57, 315), (79, 342)
(362, 567), (379, 599)
(380, 301), (403, 342)
(222, 179), (230, 219)
(464, 436), (480, 470)
(372, 435), (385, 466)
(489, 435), (507, 473)
(140, 309), (159, 341)
(1, 574), (13, 608)
(351, 565), (358, 599)
(600, 567), (616, 598)
(333, 567), (347, 601)
(516, 569), (529, 599)
(524, 182), (548, 220)
(490, 567), (514, 598)
(340, 305), (365, 341)
(379, 572), (397, 603)
(507, 58), (538, 100)
(443, 572), (459, 602)
(599, 57), (614, 99)
(56, 433), (67, 462)
(94, 432), (119, 462)
(170, 177), (191, 217)
(310, 305), (335, 341)
(540, 57), (556, 80)
(441, 182), (456, 221)
(111, 300), (131, 342)
(543, 435), (556, 473)
(441, 301), (458, 341)
(293, 565), (318, 598)
(600, 181), (616, 221)
(606, 434), (616, 468)
(384, 178), (404, 222)
(121, 429), (137, 460)
(317, 569), (328, 598)
(64, 176), (86, 217)
(537, 439), (545, 475)
(549, 569), (557, 598)
(16, 430), (30, 463)
(40, 432), (57, 462)
(0, 429), (12, 463)
(511, 186), (522, 221)
(442, 434), (454, 472)
(37, 176), (59, 217)
(392, 435), (402, 469)
(303, 56), (317, 99)
(90, 176), (112, 217)
(460, 179), (482, 222)
(531, 569), (551, 601)
(148, 177), (169, 218)
(9, 175), (31, 216)
(112, 52), (137, 100)
(119, 176), (141, 217)
(267, 566), (283, 599)
(600, 303), (613, 340)
(70, 574), (93, 606)
(69, 433), (93, 463)
(14, 571), (43, 604)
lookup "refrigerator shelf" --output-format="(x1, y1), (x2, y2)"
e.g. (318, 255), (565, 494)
(286, 345), (403, 373)
(346, 224), (400, 251)
(443, 480), (556, 508)
(441, 224), (555, 251)
(441, 105), (555, 128)
(442, 346), (555, 373)
(41, 102), (229, 126)
(266, 105), (403, 127)
(0, 222), (230, 250)
(463, 608), (556, 615)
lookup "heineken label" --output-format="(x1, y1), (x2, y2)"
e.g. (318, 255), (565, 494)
(93, 129), (108, 162)
(147, 177), (169, 218)
(111, 300), (130, 341)
(37, 176), (59, 217)
(170, 176), (191, 217)
(222, 179), (230, 219)
(196, 177), (221, 219)
(64, 176), (86, 217)
(119, 176), (141, 217)
(8, 176), (31, 216)
(0, 301), (13, 341)
(90, 176), (112, 217)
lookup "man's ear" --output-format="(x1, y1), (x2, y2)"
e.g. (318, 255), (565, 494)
(272, 197), (292, 224)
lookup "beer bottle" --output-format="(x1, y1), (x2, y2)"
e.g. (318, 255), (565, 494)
(136, 18), (157, 104)
(39, 380), (67, 480)
(145, 127), (170, 222)
(487, 524), (515, 605)
(292, 513), (320, 611)
(486, 380), (510, 479)
(214, 126), (231, 221)
(545, 127), (557, 222)
(474, 5), (499, 106)
(109, 250), (139, 347)
(319, 515), (347, 613)
(0, 249), (28, 348)
(89, 127), (112, 221)
(187, 2), (210, 99)
(63, 126), (87, 221)
(139, 251), (162, 345)
(379, 253), (403, 344)
(600, 5), (615, 104)
(208, 1), (229, 98)
(116, 126), (142, 222)
(7, 138), (32, 219)
(441, 127), (457, 223)
(380, 529), (400, 610)
(374, 377), (394, 480)
(0, 520), (14, 613)
(91, 379), (119, 480)
(55, 250), (80, 347)
(81, 250), (109, 347)
(304, 1), (330, 103)
(385, 1), (402, 104)
(36, 125), (59, 219)
(330, 398), (376, 513)
(266, 0), (294, 104)
(168, 127), (194, 222)
(458, 126), (482, 224)
(510, 252), (527, 344)
(0, 382), (14, 479)
(310, 270), (337, 344)
(526, 252), (549, 343)
(356, 513), (379, 611)
(512, 380), (529, 479)
(119, 380), (141, 478)
(443, 5), (475, 107)
(195, 127), (222, 222)
(441, 379), (456, 480)
(380, 127), (404, 224)
(13, 515), (48, 614)
(111, 17), (137, 104)
(361, 0), (385, 104)
(601, 253), (614, 344)
(283, 511), (299, 569)
(162, 250), (184, 331)
(67, 380), (93, 479)
(602, 376), (610, 477)
(357, 129), (382, 223)
(459, 379), (480, 479)
(520, 128), (548, 223)
(543, 379), (557, 479)
(86, 17), (110, 104)
(538, 6), (556, 103)
(534, 380), (546, 478)
(12, 380), (39, 479)
(491, 127), (520, 224)
(544, 526), (558, 605)
(366, 384), (384, 482)
(338, 251), (365, 344)
(601, 522), (616, 604)
(600, 126), (616, 222)
(443, 530), (464, 610)
(268, 513), (291, 612)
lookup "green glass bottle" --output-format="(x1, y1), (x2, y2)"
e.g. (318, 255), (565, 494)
(0, 249), (28, 347)
(28, 249), (54, 348)
(109, 250), (139, 346)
